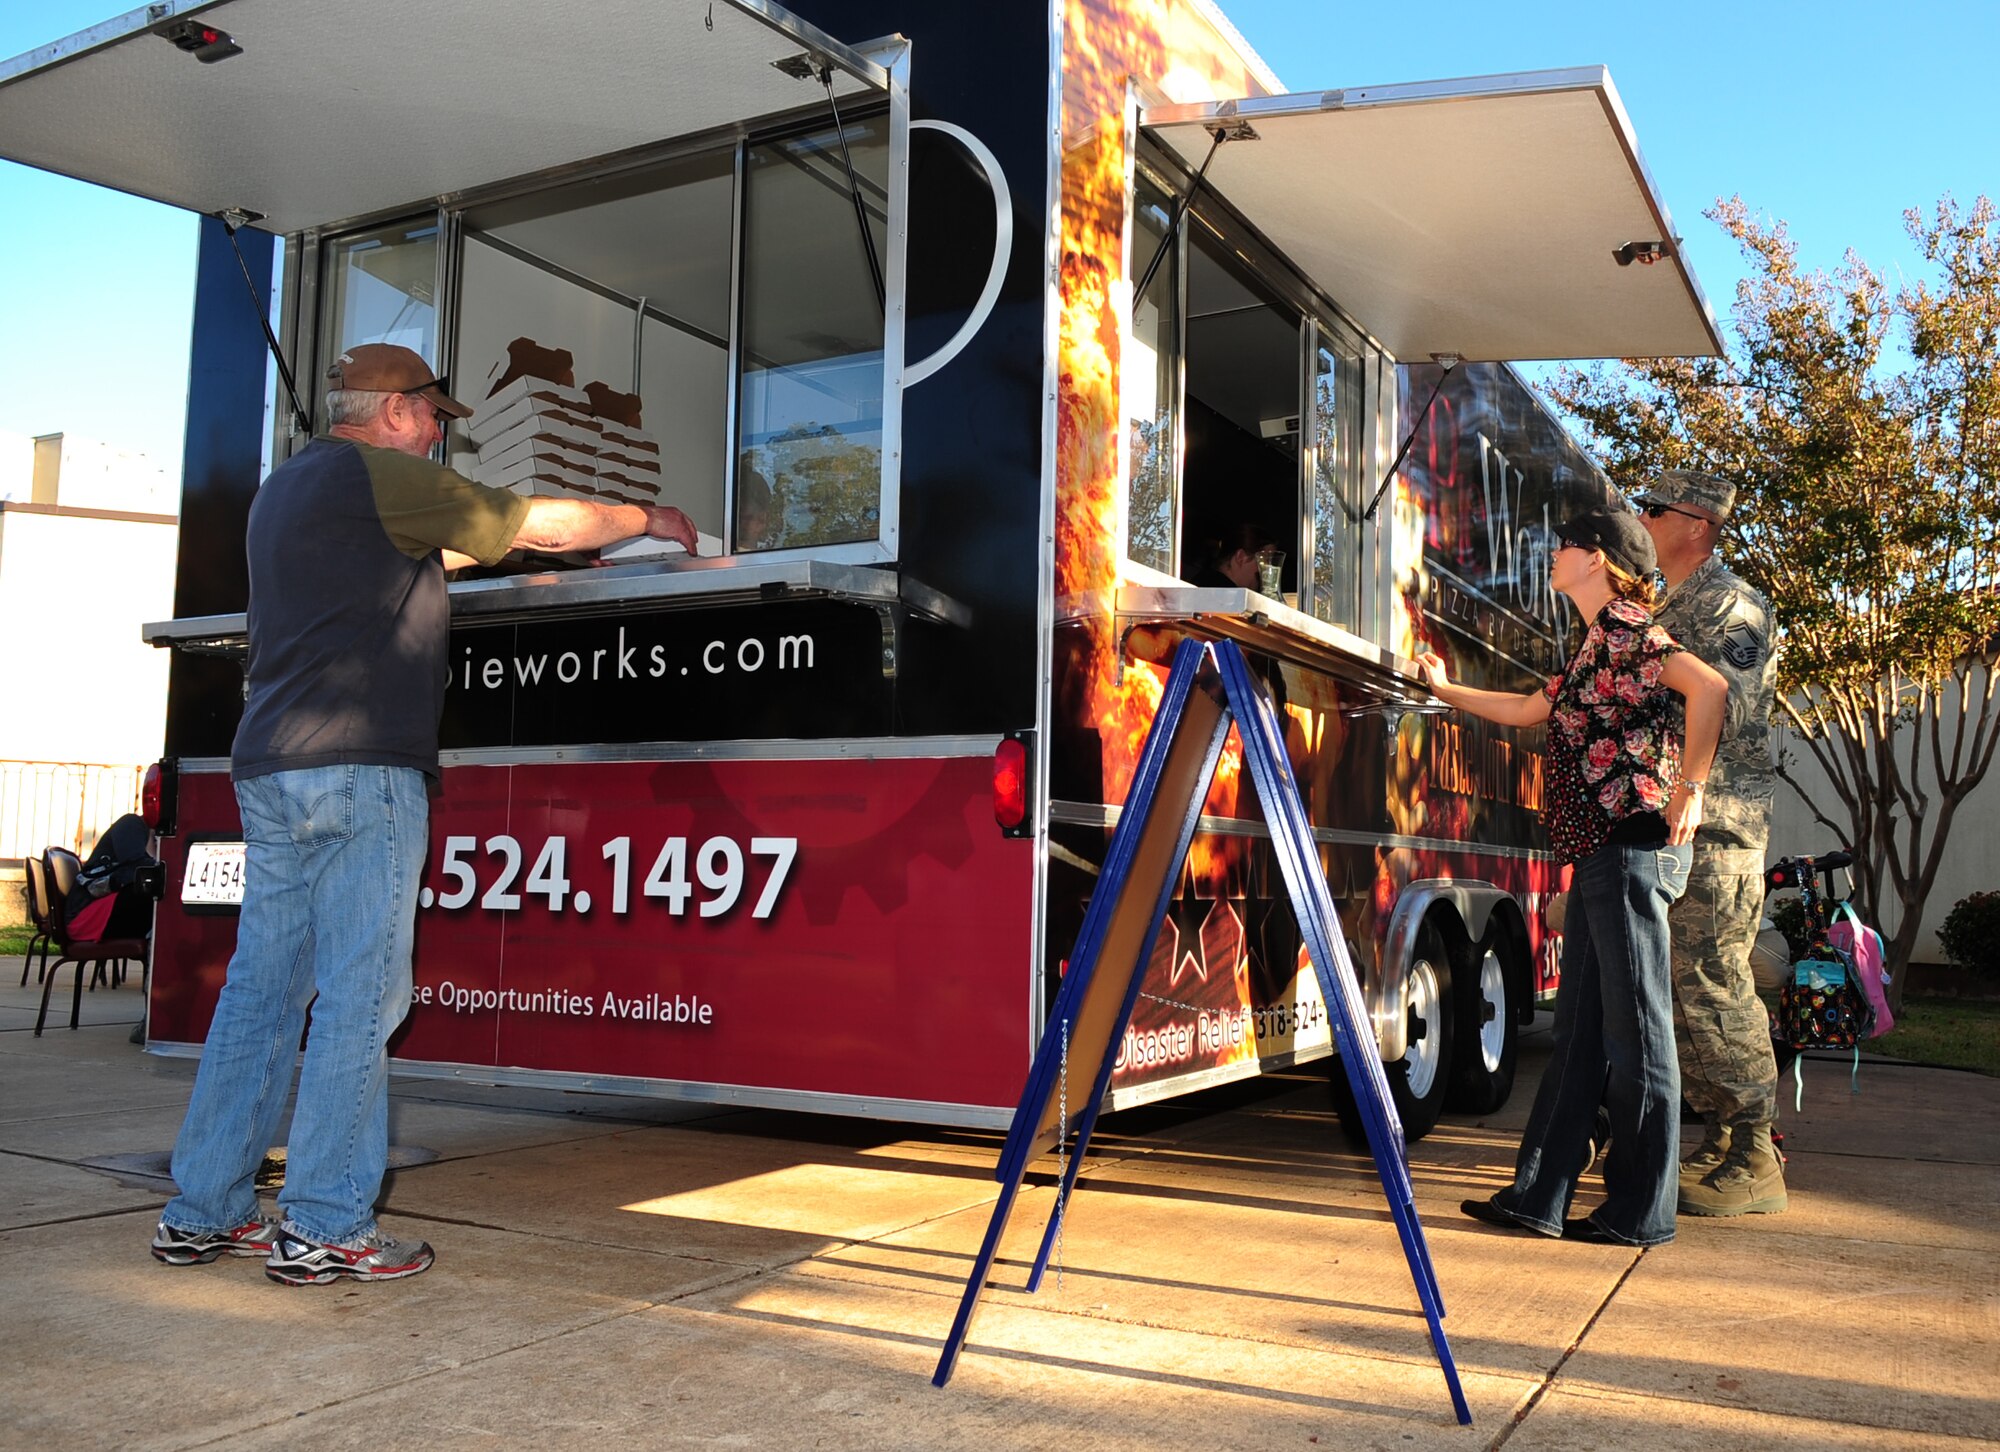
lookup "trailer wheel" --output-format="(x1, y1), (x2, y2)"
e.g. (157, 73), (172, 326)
(1448, 940), (1518, 1114)
(1387, 927), (1455, 1138)
(1331, 923), (1454, 1142)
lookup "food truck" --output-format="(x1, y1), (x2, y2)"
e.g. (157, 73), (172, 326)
(0, 0), (1720, 1137)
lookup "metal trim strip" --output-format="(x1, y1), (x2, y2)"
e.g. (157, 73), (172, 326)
(1023, 0), (1066, 1059)
(173, 737), (1004, 772)
(140, 1043), (1016, 1129)
(143, 559), (973, 645)
(0, 2), (226, 85)
(1103, 1042), (1333, 1113)
(1047, 799), (1558, 862)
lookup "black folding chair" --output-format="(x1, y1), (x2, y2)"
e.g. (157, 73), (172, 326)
(17, 852), (55, 985)
(34, 848), (149, 1036)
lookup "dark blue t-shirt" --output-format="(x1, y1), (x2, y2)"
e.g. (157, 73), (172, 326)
(231, 437), (527, 783)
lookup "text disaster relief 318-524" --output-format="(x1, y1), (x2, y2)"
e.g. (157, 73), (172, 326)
(0, 0), (1723, 1138)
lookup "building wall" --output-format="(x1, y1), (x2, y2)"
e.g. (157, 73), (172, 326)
(0, 431), (177, 874)
(0, 506), (177, 763)
(1767, 665), (2000, 962)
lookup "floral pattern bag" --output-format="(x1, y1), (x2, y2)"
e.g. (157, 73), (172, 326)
(1779, 954), (1863, 1050)
(1777, 948), (1867, 1108)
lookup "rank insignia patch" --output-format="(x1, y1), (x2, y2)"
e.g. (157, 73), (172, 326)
(1722, 619), (1762, 671)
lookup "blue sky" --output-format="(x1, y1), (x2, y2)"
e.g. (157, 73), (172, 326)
(2, 0), (1994, 472)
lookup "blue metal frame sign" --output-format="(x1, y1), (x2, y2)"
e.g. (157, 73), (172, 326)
(932, 639), (1471, 1425)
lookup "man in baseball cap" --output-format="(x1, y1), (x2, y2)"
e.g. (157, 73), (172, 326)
(155, 338), (697, 1287)
(324, 342), (473, 420)
(1634, 469), (1787, 1220)
(1633, 468), (1734, 524)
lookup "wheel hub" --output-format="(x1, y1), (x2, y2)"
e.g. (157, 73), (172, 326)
(1403, 957), (1443, 1097)
(1477, 949), (1507, 1072)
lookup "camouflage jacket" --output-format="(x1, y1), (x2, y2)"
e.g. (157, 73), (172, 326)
(1657, 554), (1777, 861)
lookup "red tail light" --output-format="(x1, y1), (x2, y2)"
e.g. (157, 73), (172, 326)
(143, 759), (179, 836)
(993, 737), (1027, 832)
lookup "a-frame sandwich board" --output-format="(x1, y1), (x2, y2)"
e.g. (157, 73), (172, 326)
(931, 638), (1472, 1426)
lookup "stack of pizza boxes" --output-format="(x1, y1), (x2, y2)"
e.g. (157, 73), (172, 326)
(467, 338), (662, 506)
(468, 339), (602, 498)
(580, 381), (664, 507)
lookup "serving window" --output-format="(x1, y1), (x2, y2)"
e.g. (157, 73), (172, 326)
(297, 95), (903, 570)
(1124, 151), (1390, 643)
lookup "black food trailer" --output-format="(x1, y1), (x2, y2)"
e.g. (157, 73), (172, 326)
(0, 0), (1721, 1135)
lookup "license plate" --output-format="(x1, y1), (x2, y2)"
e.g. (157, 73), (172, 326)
(182, 841), (247, 905)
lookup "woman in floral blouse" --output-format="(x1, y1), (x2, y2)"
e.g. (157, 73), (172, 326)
(1416, 508), (1726, 1247)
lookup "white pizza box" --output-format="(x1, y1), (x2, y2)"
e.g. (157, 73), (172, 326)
(468, 380), (601, 447)
(594, 420), (659, 456)
(599, 529), (723, 564)
(481, 452), (600, 497)
(476, 374), (589, 418)
(478, 433), (601, 481)
(594, 447), (659, 475)
(475, 412), (603, 464)
(473, 401), (602, 455)
(594, 469), (663, 502)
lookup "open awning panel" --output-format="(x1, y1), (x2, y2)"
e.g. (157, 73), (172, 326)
(0, 0), (884, 235)
(1143, 69), (1723, 362)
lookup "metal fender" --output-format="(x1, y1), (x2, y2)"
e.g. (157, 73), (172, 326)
(1372, 880), (1512, 1062)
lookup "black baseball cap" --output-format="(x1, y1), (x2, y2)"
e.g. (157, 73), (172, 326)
(1555, 509), (1657, 578)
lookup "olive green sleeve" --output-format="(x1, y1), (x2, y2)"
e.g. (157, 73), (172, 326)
(357, 443), (531, 566)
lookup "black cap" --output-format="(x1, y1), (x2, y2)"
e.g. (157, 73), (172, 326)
(1555, 509), (1657, 578)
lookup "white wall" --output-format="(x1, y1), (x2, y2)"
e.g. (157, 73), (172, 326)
(1768, 663), (2000, 961)
(0, 508), (177, 765)
(43, 435), (177, 514)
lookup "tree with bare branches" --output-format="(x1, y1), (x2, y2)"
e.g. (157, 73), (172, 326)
(1549, 194), (2000, 1007)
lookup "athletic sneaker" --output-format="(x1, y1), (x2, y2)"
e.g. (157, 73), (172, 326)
(151, 1216), (281, 1265)
(265, 1227), (435, 1285)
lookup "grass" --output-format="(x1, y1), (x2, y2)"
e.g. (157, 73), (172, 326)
(1872, 996), (2000, 1077)
(0, 924), (46, 957)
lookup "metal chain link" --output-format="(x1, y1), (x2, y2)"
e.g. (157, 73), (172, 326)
(1138, 989), (1214, 1015)
(1055, 1016), (1068, 1291)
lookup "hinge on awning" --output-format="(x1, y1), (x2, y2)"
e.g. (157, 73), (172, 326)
(1132, 119), (1257, 303)
(773, 52), (886, 314)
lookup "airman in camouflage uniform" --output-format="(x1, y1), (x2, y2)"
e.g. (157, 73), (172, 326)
(1637, 470), (1787, 1217)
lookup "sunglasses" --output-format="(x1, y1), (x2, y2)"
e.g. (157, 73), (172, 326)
(401, 390), (451, 425)
(1640, 502), (1710, 524)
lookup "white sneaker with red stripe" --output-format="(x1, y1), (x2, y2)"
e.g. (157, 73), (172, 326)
(264, 1227), (434, 1285)
(152, 1216), (281, 1265)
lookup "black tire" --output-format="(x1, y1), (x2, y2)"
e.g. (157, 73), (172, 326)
(1332, 923), (1455, 1142)
(1448, 937), (1519, 1114)
(1327, 1048), (1372, 1147)
(1388, 926), (1455, 1138)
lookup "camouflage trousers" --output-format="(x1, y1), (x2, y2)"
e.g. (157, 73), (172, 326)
(1668, 865), (1778, 1128)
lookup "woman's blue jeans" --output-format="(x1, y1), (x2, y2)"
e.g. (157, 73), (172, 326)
(1494, 839), (1691, 1245)
(162, 764), (428, 1245)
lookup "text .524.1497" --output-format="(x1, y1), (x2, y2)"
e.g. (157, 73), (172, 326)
(422, 835), (798, 920)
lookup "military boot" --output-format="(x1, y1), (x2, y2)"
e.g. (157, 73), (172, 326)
(1679, 1122), (1788, 1217)
(1679, 1119), (1731, 1187)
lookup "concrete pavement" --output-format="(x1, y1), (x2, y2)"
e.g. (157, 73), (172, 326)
(3, 959), (1996, 1451)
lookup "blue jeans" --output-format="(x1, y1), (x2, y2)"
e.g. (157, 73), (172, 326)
(163, 765), (428, 1244)
(1494, 839), (1691, 1245)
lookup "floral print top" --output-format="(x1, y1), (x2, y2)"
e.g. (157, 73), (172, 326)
(1540, 598), (1685, 864)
